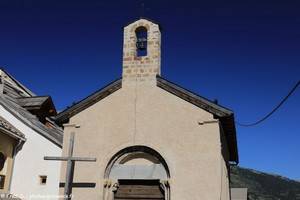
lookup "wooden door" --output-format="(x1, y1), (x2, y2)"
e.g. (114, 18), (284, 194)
(114, 180), (164, 200)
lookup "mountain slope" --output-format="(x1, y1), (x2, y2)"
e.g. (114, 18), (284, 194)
(230, 166), (300, 200)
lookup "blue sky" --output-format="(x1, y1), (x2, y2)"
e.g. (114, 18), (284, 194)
(0, 0), (299, 180)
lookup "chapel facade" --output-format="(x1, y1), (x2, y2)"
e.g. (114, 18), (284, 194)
(56, 18), (238, 200)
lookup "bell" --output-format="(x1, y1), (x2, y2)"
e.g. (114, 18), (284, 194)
(136, 37), (147, 50)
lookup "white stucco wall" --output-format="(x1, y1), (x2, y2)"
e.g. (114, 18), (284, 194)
(0, 105), (62, 200)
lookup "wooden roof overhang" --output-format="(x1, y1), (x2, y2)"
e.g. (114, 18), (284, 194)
(0, 116), (26, 142)
(0, 96), (63, 147)
(17, 96), (57, 115)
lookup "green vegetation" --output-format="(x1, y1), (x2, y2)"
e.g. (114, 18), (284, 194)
(230, 166), (300, 200)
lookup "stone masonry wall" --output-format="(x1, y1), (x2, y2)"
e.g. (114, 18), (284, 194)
(122, 19), (161, 83)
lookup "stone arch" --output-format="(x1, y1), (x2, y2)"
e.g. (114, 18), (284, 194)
(103, 146), (170, 200)
(130, 23), (150, 32)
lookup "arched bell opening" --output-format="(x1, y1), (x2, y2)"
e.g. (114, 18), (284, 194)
(103, 146), (170, 200)
(135, 26), (148, 57)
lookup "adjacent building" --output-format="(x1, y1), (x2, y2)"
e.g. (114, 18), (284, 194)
(231, 188), (248, 200)
(0, 69), (63, 199)
(0, 116), (25, 194)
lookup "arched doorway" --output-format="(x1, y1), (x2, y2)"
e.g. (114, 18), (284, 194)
(103, 146), (170, 200)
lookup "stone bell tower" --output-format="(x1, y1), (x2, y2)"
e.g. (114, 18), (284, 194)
(122, 18), (161, 83)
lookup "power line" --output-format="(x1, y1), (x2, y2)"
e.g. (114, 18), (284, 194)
(237, 80), (300, 127)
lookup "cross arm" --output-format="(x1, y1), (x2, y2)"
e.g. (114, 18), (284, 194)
(44, 156), (69, 161)
(71, 157), (97, 162)
(44, 156), (96, 162)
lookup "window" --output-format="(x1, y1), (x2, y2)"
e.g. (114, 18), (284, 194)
(39, 175), (47, 185)
(0, 152), (7, 190)
(0, 175), (5, 189)
(0, 152), (6, 171)
(135, 26), (147, 57)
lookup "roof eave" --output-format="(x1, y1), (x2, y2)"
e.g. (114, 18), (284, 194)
(0, 126), (26, 142)
(55, 78), (122, 125)
(220, 114), (239, 164)
(156, 76), (233, 117)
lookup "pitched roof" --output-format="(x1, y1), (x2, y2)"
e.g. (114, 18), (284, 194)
(0, 68), (36, 97)
(0, 69), (63, 147)
(17, 96), (57, 116)
(0, 115), (25, 141)
(0, 96), (63, 147)
(55, 77), (238, 163)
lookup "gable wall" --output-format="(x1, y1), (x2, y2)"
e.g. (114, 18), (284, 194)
(0, 105), (61, 199)
(60, 83), (230, 200)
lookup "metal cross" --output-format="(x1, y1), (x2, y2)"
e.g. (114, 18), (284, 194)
(44, 132), (96, 200)
(140, 2), (145, 18)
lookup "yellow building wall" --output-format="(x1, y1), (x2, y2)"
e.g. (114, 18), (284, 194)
(0, 133), (16, 193)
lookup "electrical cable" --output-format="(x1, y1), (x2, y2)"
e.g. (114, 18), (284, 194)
(237, 80), (300, 127)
